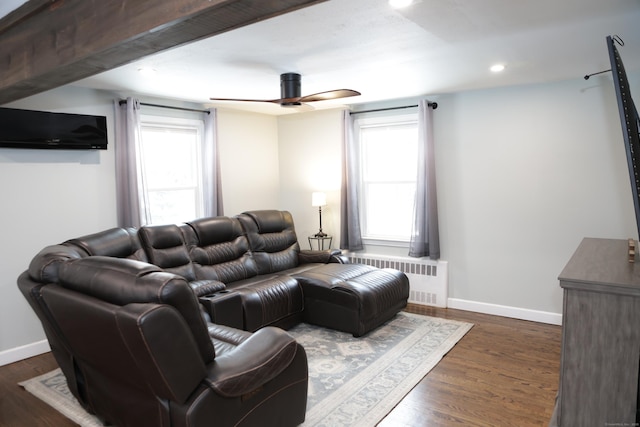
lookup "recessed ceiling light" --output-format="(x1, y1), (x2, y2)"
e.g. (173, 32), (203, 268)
(137, 67), (157, 77)
(490, 64), (506, 73)
(389, 0), (413, 9)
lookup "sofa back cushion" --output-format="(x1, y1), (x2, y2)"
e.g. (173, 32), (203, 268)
(28, 228), (147, 285)
(65, 227), (147, 261)
(57, 256), (215, 363)
(138, 223), (195, 281)
(27, 244), (86, 284)
(237, 210), (300, 274)
(186, 217), (258, 284)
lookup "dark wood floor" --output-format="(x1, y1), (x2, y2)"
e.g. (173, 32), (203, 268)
(382, 305), (561, 426)
(0, 305), (561, 427)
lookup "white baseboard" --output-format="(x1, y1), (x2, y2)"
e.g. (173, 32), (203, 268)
(447, 298), (563, 325)
(0, 340), (50, 367)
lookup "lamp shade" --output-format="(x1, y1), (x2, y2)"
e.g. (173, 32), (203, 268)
(311, 192), (327, 207)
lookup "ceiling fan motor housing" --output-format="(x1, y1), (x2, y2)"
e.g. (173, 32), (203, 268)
(280, 73), (301, 105)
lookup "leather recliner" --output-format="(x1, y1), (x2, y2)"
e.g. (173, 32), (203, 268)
(238, 210), (410, 337)
(20, 256), (308, 427)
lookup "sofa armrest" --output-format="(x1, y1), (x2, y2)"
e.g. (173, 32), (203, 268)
(298, 249), (344, 264)
(115, 303), (208, 404)
(189, 279), (226, 297)
(28, 244), (86, 283)
(329, 253), (350, 264)
(205, 326), (299, 397)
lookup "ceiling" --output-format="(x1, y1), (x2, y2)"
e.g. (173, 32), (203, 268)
(9, 0), (640, 115)
(0, 0), (27, 17)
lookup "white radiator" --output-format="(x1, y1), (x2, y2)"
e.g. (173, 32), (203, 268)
(346, 253), (448, 308)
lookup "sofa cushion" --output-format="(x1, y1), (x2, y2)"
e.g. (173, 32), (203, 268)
(188, 216), (242, 246)
(65, 227), (147, 261)
(207, 323), (253, 355)
(237, 210), (300, 274)
(293, 263), (410, 336)
(233, 276), (304, 332)
(27, 244), (86, 284)
(244, 210), (292, 234)
(186, 217), (258, 283)
(138, 223), (196, 281)
(206, 326), (299, 397)
(58, 256), (215, 363)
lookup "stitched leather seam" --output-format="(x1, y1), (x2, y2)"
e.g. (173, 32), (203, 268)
(233, 376), (308, 426)
(116, 304), (179, 402)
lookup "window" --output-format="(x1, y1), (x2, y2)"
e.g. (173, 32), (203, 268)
(357, 114), (418, 243)
(139, 116), (204, 225)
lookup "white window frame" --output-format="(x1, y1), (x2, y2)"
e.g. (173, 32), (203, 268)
(356, 112), (418, 246)
(139, 114), (205, 225)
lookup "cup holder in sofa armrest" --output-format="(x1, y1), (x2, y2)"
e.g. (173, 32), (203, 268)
(205, 326), (300, 397)
(198, 290), (243, 329)
(190, 279), (226, 297)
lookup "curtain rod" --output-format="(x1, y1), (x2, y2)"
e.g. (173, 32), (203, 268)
(118, 99), (210, 114)
(350, 102), (437, 115)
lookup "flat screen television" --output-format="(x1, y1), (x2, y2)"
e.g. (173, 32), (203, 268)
(0, 107), (107, 150)
(607, 35), (640, 239)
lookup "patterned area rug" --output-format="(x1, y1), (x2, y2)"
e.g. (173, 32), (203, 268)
(19, 312), (472, 427)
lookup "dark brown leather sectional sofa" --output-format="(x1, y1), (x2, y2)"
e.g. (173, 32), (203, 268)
(18, 210), (409, 427)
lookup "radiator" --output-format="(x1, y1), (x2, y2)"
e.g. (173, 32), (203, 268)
(346, 253), (448, 308)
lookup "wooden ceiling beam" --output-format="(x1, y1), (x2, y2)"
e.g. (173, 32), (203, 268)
(0, 0), (326, 105)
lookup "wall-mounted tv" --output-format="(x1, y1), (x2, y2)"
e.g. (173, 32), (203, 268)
(608, 35), (640, 239)
(0, 107), (107, 150)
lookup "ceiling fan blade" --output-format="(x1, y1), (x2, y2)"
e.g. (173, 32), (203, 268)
(209, 96), (315, 110)
(210, 73), (360, 107)
(209, 97), (282, 103)
(299, 89), (361, 103)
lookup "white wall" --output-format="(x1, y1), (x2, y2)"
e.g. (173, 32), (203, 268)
(2, 71), (639, 359)
(436, 75), (638, 316)
(0, 86), (118, 360)
(217, 109), (280, 215)
(277, 109), (344, 248)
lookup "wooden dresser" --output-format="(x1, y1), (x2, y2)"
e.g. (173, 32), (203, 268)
(552, 237), (640, 426)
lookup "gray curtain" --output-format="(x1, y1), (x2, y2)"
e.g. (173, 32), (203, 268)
(409, 99), (440, 259)
(339, 110), (363, 251)
(113, 97), (146, 227)
(203, 108), (224, 217)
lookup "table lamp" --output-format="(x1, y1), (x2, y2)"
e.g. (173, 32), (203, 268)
(312, 192), (327, 237)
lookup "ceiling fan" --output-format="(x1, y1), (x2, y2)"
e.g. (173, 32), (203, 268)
(209, 72), (361, 107)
